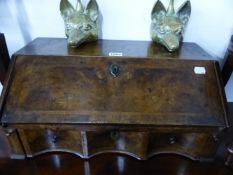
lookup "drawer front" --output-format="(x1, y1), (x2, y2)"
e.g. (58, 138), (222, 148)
(14, 128), (217, 161)
(86, 131), (149, 159)
(86, 130), (217, 160)
(147, 133), (216, 160)
(18, 129), (83, 157)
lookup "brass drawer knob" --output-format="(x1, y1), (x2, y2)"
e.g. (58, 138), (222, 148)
(2, 115), (8, 128)
(169, 137), (176, 144)
(110, 131), (120, 140)
(52, 135), (58, 143)
(5, 129), (14, 137)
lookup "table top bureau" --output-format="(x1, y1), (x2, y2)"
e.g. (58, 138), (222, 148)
(0, 38), (229, 162)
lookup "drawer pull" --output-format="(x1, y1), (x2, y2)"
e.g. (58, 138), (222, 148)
(110, 131), (120, 140)
(5, 129), (15, 137)
(52, 135), (58, 143)
(2, 115), (8, 128)
(169, 137), (176, 144)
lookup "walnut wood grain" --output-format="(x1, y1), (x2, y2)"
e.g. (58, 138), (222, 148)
(0, 39), (229, 164)
(0, 53), (228, 161)
(18, 129), (83, 158)
(2, 56), (227, 127)
(4, 128), (25, 159)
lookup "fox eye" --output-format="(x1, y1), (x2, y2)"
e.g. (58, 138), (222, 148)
(159, 26), (166, 34)
(66, 23), (72, 31)
(175, 26), (183, 34)
(80, 24), (92, 31)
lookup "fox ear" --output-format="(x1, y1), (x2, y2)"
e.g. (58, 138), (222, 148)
(76, 0), (84, 13)
(177, 0), (191, 25)
(60, 0), (76, 20)
(86, 0), (99, 22)
(151, 0), (166, 22)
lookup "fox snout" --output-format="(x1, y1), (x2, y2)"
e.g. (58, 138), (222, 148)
(161, 33), (180, 52)
(151, 31), (180, 52)
(67, 29), (89, 48)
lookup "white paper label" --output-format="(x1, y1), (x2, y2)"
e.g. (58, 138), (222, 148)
(194, 67), (206, 75)
(109, 52), (123, 57)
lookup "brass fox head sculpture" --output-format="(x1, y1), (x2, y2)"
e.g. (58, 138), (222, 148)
(151, 0), (191, 52)
(60, 0), (100, 47)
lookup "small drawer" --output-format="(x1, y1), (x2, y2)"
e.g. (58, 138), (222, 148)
(18, 129), (83, 157)
(147, 132), (217, 160)
(86, 130), (149, 159)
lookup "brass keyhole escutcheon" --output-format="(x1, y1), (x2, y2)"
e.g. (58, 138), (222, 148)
(109, 63), (120, 78)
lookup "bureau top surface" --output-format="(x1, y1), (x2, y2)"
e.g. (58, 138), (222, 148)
(15, 38), (214, 60)
(0, 55), (227, 127)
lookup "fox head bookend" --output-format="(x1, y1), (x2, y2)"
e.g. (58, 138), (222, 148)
(150, 0), (191, 52)
(60, 0), (100, 47)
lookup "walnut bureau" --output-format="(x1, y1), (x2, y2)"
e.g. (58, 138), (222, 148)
(0, 38), (229, 161)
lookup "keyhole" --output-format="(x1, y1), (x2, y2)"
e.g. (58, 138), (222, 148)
(109, 64), (120, 77)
